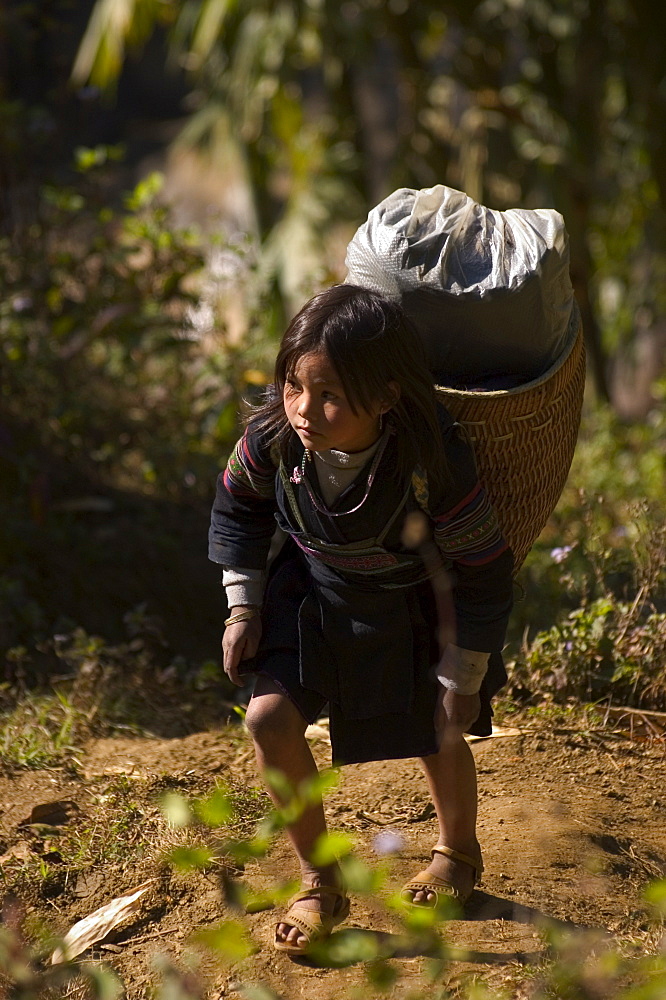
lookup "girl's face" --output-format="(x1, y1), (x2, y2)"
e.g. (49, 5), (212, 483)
(284, 351), (393, 453)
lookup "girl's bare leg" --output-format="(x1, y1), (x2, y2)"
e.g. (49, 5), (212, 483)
(245, 675), (341, 948)
(411, 735), (481, 902)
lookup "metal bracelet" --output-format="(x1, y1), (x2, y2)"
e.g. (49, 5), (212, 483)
(224, 608), (260, 627)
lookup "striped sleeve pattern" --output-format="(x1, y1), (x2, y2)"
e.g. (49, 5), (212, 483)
(209, 428), (278, 568)
(223, 430), (276, 500)
(433, 482), (508, 566)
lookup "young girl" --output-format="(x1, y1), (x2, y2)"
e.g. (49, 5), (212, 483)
(209, 284), (514, 956)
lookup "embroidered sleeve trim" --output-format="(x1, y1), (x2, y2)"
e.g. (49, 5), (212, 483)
(434, 488), (507, 565)
(222, 431), (276, 499)
(432, 483), (482, 524)
(411, 466), (430, 512)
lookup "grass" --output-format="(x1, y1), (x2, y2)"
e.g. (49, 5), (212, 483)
(0, 668), (268, 917)
(491, 697), (608, 732)
(0, 766), (270, 910)
(0, 690), (83, 770)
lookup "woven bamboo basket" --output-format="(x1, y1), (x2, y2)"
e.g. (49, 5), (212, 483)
(435, 310), (586, 572)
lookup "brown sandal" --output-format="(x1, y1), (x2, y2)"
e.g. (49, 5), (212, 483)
(401, 844), (483, 907)
(274, 885), (350, 956)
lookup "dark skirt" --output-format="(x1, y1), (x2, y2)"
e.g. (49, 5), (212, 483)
(240, 540), (506, 766)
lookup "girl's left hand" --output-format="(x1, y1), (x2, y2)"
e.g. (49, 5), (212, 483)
(222, 611), (262, 686)
(435, 687), (481, 744)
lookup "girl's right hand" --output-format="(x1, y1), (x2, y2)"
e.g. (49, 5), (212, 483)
(222, 609), (263, 686)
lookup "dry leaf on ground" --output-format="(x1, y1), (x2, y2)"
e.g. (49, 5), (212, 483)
(51, 880), (154, 964)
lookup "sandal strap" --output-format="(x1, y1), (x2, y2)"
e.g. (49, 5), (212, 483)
(432, 844), (484, 880)
(287, 885), (347, 908)
(275, 889), (350, 954)
(281, 907), (332, 939)
(402, 876), (465, 903)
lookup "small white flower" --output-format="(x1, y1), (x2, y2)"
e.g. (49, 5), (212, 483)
(550, 545), (573, 564)
(372, 830), (404, 856)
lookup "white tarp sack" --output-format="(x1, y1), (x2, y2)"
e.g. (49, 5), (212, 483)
(344, 185), (575, 388)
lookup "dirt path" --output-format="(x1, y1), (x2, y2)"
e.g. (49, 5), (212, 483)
(1, 717), (665, 998)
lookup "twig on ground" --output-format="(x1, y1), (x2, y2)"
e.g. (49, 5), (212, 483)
(120, 926), (182, 946)
(356, 809), (408, 826)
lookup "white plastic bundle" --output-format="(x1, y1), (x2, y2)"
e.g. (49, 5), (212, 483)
(345, 185), (575, 388)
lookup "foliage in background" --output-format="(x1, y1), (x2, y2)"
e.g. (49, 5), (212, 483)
(0, 689), (81, 771)
(0, 603), (231, 764)
(0, 153), (279, 661)
(508, 401), (666, 708)
(0, 151), (272, 503)
(71, 0), (666, 399)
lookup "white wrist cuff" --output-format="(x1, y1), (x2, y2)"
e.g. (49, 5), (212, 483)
(223, 567), (265, 609)
(436, 644), (490, 696)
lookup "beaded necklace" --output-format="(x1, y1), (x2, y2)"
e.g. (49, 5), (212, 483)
(289, 428), (390, 517)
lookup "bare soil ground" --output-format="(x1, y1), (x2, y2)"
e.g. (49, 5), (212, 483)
(1, 712), (665, 999)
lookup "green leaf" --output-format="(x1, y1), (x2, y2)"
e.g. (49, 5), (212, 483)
(339, 854), (386, 893)
(52, 316), (76, 338)
(310, 927), (380, 965)
(622, 964), (666, 1000)
(125, 172), (165, 211)
(168, 845), (214, 870)
(644, 878), (666, 915)
(298, 768), (340, 804)
(75, 144), (120, 171)
(388, 889), (460, 926)
(195, 787), (233, 827)
(216, 399), (240, 441)
(310, 830), (354, 866)
(195, 919), (257, 961)
(225, 835), (270, 863)
(160, 792), (192, 828)
(263, 767), (294, 800)
(192, 0), (238, 62)
(366, 958), (399, 990)
(79, 963), (124, 1000)
(237, 886), (276, 914)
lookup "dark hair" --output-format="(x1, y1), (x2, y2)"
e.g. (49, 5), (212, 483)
(249, 284), (448, 492)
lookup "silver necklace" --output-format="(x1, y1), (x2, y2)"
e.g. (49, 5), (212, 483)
(289, 430), (390, 517)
